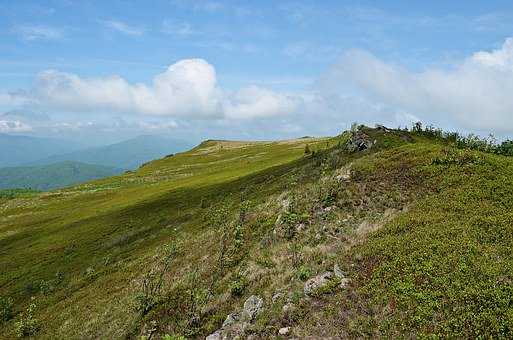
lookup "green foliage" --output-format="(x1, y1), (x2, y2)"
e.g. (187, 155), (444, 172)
(14, 302), (39, 338)
(229, 273), (247, 297)
(0, 134), (333, 338)
(431, 149), (484, 166)
(296, 265), (311, 281)
(0, 296), (14, 323)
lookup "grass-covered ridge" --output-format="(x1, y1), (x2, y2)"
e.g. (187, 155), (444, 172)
(2, 126), (513, 338)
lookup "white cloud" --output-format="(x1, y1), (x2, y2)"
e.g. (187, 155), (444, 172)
(324, 37), (513, 132)
(12, 25), (63, 41)
(0, 120), (32, 133)
(224, 86), (301, 119)
(21, 59), (297, 120)
(103, 20), (144, 36)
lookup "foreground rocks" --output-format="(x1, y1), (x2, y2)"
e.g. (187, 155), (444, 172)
(304, 264), (350, 296)
(206, 295), (264, 340)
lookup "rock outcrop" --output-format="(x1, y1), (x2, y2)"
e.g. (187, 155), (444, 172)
(206, 295), (264, 340)
(346, 129), (373, 152)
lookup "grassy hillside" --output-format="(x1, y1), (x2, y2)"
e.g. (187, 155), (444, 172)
(31, 135), (193, 169)
(1, 127), (513, 338)
(0, 161), (123, 191)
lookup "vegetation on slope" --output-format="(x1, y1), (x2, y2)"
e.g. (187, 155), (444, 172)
(1, 125), (513, 339)
(0, 136), (332, 338)
(0, 161), (123, 191)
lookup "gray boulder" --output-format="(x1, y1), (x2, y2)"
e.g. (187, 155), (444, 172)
(242, 295), (264, 321)
(346, 130), (373, 152)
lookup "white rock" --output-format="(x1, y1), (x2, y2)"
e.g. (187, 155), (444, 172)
(206, 330), (222, 340)
(279, 326), (291, 335)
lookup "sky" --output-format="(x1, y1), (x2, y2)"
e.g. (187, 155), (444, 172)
(2, 0), (513, 145)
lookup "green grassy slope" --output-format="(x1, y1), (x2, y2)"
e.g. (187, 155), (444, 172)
(2, 128), (513, 339)
(0, 136), (332, 338)
(0, 161), (123, 191)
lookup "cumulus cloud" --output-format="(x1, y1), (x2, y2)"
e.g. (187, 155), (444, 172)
(327, 37), (513, 132)
(18, 59), (298, 120)
(34, 59), (222, 118)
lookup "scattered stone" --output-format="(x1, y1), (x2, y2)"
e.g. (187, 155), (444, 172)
(334, 264), (351, 288)
(304, 271), (334, 295)
(335, 164), (352, 181)
(282, 302), (295, 314)
(208, 295), (264, 340)
(223, 312), (241, 327)
(272, 292), (283, 304)
(279, 326), (291, 335)
(242, 295), (264, 321)
(206, 330), (223, 340)
(333, 264), (344, 279)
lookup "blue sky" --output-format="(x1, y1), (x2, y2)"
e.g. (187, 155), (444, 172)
(2, 0), (513, 144)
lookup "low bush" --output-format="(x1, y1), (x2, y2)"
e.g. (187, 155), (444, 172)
(0, 296), (14, 323)
(14, 302), (39, 338)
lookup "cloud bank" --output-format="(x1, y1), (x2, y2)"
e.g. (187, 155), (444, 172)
(6, 38), (513, 135)
(328, 38), (513, 132)
(29, 59), (300, 120)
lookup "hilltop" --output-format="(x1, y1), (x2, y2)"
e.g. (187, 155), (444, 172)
(1, 126), (513, 338)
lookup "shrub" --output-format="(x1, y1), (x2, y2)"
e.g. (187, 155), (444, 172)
(14, 302), (39, 338)
(0, 296), (14, 323)
(229, 274), (247, 297)
(134, 243), (177, 315)
(296, 265), (311, 281)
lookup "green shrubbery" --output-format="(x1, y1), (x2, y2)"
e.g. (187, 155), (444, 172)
(14, 302), (39, 338)
(410, 121), (513, 156)
(0, 296), (13, 323)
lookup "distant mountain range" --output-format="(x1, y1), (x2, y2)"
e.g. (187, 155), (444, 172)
(0, 161), (123, 191)
(30, 135), (193, 169)
(0, 134), (84, 168)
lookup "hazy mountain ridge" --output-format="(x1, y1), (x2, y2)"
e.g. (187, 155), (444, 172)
(0, 161), (123, 191)
(30, 135), (193, 169)
(0, 134), (83, 168)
